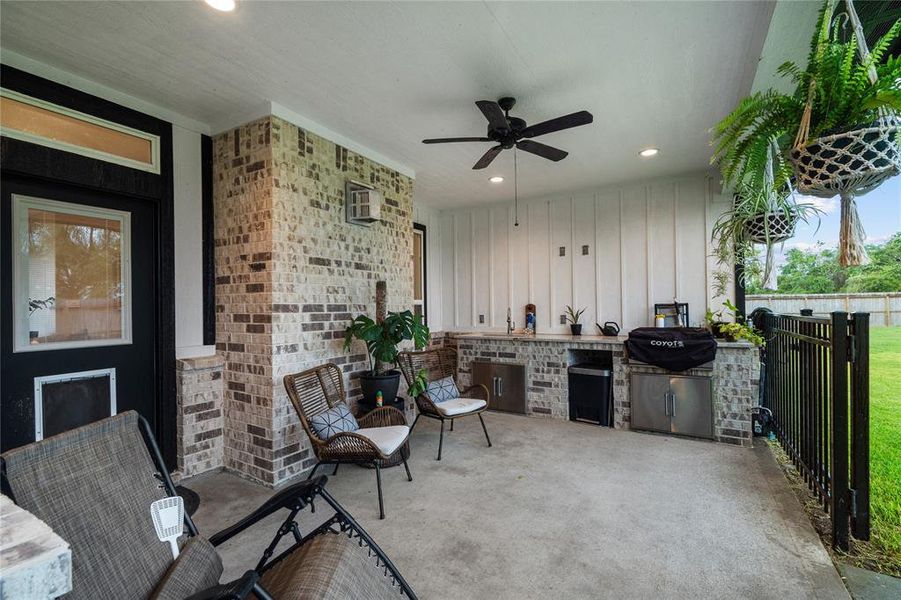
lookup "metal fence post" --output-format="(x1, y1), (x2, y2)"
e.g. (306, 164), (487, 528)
(763, 313), (774, 412)
(830, 311), (850, 551)
(851, 312), (870, 540)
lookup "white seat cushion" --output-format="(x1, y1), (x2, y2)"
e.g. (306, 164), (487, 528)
(355, 425), (409, 456)
(434, 397), (487, 416)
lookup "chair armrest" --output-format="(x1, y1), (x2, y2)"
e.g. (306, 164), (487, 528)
(414, 392), (440, 415)
(185, 571), (262, 600)
(460, 384), (490, 401)
(318, 430), (385, 459)
(357, 405), (407, 428)
(209, 477), (326, 547)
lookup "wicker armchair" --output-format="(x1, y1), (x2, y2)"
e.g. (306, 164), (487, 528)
(283, 363), (412, 519)
(398, 347), (492, 460)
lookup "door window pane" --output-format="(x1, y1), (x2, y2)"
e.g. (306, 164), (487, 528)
(13, 195), (132, 352)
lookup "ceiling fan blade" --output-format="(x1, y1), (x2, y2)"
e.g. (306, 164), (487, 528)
(422, 137), (492, 144)
(475, 101), (509, 132)
(516, 139), (568, 162)
(521, 111), (593, 138)
(473, 145), (504, 170)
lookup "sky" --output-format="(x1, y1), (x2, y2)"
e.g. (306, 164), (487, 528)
(767, 175), (901, 276)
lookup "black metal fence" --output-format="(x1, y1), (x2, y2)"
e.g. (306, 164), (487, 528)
(762, 311), (870, 551)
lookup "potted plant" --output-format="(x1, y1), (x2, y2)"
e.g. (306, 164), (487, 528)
(564, 305), (586, 336)
(343, 310), (429, 404)
(711, 0), (901, 266)
(710, 180), (821, 295)
(703, 300), (764, 346)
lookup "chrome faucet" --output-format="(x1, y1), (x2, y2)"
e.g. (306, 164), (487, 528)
(506, 307), (515, 335)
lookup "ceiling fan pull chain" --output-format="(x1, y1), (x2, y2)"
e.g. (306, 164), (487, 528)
(514, 147), (519, 227)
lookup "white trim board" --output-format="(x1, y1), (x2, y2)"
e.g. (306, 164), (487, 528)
(269, 102), (415, 179)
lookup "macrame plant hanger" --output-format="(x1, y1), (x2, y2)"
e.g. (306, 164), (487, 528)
(749, 138), (794, 289)
(791, 0), (901, 266)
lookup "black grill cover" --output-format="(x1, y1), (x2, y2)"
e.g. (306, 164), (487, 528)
(625, 327), (717, 371)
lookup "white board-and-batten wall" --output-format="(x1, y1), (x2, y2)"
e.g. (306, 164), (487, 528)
(417, 173), (733, 334)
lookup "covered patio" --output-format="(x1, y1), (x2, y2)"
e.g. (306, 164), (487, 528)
(188, 411), (847, 599)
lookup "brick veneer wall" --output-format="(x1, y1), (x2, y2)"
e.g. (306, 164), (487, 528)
(175, 355), (225, 477)
(454, 336), (758, 446)
(213, 116), (414, 485)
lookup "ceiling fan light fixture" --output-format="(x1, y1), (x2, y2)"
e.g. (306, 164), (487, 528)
(489, 176), (504, 183)
(204, 0), (236, 12)
(639, 147), (659, 157)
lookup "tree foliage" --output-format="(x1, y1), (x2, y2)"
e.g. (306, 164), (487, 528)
(747, 233), (901, 294)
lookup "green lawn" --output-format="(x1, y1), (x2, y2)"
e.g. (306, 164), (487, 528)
(868, 327), (901, 571)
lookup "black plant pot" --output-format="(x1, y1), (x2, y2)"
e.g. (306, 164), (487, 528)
(359, 370), (401, 405)
(570, 324), (582, 336)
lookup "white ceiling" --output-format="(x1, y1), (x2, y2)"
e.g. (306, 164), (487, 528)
(0, 1), (775, 208)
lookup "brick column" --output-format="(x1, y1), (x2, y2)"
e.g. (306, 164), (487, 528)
(213, 116), (414, 486)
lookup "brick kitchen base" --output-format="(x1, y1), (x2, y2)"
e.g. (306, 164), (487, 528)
(453, 333), (759, 446)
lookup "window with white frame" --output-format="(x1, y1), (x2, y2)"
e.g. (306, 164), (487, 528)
(413, 224), (426, 323)
(0, 88), (160, 173)
(13, 195), (132, 352)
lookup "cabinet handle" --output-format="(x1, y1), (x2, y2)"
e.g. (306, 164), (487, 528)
(664, 392), (671, 416)
(670, 393), (677, 417)
(492, 377), (498, 397)
(498, 378), (504, 397)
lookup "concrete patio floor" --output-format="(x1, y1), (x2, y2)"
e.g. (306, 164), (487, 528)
(186, 411), (848, 599)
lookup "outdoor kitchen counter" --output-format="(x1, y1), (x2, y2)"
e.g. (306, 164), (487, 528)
(452, 332), (754, 349)
(448, 332), (758, 446)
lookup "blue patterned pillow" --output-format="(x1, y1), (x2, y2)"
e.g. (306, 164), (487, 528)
(426, 376), (459, 403)
(309, 404), (359, 439)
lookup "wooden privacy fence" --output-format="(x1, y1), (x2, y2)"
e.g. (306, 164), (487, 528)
(749, 293), (900, 327)
(762, 311), (870, 551)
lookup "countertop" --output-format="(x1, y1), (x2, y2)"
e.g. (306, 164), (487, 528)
(451, 331), (754, 349)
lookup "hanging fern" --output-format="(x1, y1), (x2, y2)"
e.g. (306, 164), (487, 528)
(711, 0), (900, 192)
(708, 0), (899, 288)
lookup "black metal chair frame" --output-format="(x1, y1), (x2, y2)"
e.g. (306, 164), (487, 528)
(409, 406), (492, 461)
(0, 415), (417, 600)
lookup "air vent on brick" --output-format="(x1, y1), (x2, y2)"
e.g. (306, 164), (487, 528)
(345, 180), (382, 226)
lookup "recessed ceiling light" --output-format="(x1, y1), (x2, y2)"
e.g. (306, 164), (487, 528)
(639, 148), (659, 157)
(205, 0), (236, 12)
(489, 176), (504, 183)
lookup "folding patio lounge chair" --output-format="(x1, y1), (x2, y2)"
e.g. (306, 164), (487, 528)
(0, 411), (416, 599)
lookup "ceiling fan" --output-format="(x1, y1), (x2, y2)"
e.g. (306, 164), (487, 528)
(422, 97), (593, 170)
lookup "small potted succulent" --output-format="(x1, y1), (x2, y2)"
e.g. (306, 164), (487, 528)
(343, 310), (429, 404)
(565, 305), (586, 336)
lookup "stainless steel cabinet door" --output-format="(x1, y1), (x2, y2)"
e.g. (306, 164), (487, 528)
(630, 373), (672, 433)
(669, 376), (713, 439)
